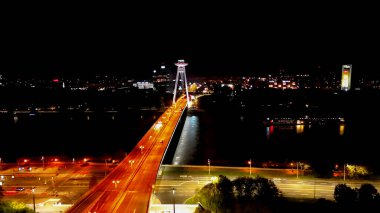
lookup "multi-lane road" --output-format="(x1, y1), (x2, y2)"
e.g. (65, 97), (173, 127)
(67, 97), (188, 213)
(153, 165), (380, 204)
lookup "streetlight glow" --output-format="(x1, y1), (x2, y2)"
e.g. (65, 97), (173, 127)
(207, 159), (211, 176)
(248, 159), (252, 176)
(112, 180), (120, 189)
(172, 187), (176, 213)
(129, 160), (135, 167)
(41, 156), (44, 170)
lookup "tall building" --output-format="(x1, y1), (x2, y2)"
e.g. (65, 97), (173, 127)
(341, 64), (352, 91)
(152, 63), (173, 93)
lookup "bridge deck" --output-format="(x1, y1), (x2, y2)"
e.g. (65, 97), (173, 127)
(67, 97), (188, 213)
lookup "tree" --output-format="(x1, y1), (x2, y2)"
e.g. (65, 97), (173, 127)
(197, 183), (222, 212)
(358, 183), (379, 203)
(0, 201), (34, 213)
(195, 175), (234, 212)
(253, 177), (281, 201)
(232, 176), (256, 202)
(189, 83), (198, 93)
(215, 175), (234, 208)
(334, 184), (357, 204)
(233, 176), (281, 202)
(346, 164), (369, 179)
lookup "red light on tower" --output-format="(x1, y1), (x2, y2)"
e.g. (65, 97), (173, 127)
(53, 79), (59, 83)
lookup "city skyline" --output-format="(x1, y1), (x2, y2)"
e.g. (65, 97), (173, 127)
(1, 4), (380, 212)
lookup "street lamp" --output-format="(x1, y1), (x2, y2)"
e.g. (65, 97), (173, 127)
(139, 145), (144, 154)
(208, 159), (211, 176)
(343, 163), (346, 181)
(0, 157), (2, 170)
(112, 180), (120, 189)
(41, 156), (44, 170)
(296, 162), (299, 179)
(248, 159), (252, 176)
(129, 160), (135, 167)
(172, 187), (176, 213)
(32, 187), (36, 213)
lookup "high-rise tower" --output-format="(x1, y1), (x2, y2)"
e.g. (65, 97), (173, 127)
(173, 59), (190, 104)
(341, 64), (352, 91)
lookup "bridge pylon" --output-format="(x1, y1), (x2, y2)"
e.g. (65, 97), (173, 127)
(173, 59), (190, 104)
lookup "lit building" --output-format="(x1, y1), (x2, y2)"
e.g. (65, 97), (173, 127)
(133, 82), (154, 90)
(268, 72), (298, 90)
(341, 64), (352, 91)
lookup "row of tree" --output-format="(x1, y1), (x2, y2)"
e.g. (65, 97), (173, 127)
(334, 183), (380, 204)
(186, 175), (281, 212)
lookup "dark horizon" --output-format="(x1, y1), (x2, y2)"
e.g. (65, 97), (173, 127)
(2, 4), (379, 79)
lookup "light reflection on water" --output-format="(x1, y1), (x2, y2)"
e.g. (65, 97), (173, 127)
(339, 124), (345, 136)
(173, 114), (351, 165)
(296, 125), (304, 134)
(172, 115), (200, 165)
(13, 116), (18, 124)
(265, 125), (274, 140)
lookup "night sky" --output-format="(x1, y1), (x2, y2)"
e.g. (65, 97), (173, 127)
(2, 3), (379, 78)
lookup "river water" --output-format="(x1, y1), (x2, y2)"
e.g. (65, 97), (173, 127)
(172, 92), (380, 168)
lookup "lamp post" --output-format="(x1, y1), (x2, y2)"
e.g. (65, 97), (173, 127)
(172, 187), (176, 213)
(41, 156), (44, 170)
(296, 162), (299, 179)
(0, 157), (2, 170)
(112, 180), (120, 189)
(129, 160), (135, 167)
(32, 187), (36, 213)
(248, 159), (252, 176)
(139, 145), (144, 154)
(343, 164), (346, 181)
(151, 184), (155, 203)
(208, 159), (210, 176)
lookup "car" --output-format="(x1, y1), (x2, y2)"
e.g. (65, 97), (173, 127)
(16, 187), (25, 191)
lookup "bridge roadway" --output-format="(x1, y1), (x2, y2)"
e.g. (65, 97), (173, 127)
(67, 97), (188, 213)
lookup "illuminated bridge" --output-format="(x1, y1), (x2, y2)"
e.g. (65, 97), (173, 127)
(67, 96), (188, 213)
